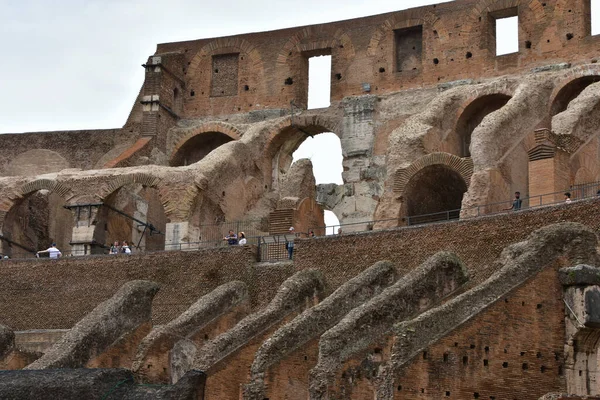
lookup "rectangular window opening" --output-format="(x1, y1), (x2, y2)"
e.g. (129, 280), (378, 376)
(307, 55), (331, 110)
(495, 15), (519, 56)
(592, 0), (600, 36)
(394, 25), (423, 72)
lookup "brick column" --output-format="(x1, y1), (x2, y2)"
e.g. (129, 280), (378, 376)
(527, 129), (571, 207)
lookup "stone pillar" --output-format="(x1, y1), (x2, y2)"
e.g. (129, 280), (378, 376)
(527, 129), (571, 207)
(165, 222), (199, 251)
(69, 205), (103, 256)
(561, 265), (600, 396)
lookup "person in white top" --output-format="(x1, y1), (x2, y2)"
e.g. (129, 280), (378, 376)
(565, 192), (572, 204)
(36, 243), (62, 259)
(238, 232), (247, 245)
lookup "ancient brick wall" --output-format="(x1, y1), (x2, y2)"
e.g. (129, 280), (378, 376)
(154, 0), (600, 119)
(0, 246), (277, 330)
(294, 199), (600, 292)
(0, 128), (138, 177)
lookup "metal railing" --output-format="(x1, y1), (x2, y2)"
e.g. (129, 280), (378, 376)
(2, 182), (599, 262)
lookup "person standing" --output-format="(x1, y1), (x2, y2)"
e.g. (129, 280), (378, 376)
(238, 232), (247, 245)
(109, 241), (120, 254)
(506, 192), (522, 211)
(564, 192), (572, 204)
(121, 241), (132, 254)
(285, 227), (295, 260)
(223, 230), (238, 245)
(36, 243), (62, 259)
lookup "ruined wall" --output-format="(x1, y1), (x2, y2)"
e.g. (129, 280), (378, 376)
(0, 129), (139, 177)
(154, 0), (600, 118)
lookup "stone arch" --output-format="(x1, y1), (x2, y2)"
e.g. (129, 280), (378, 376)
(168, 122), (242, 166)
(2, 179), (75, 257)
(95, 173), (168, 252)
(394, 153), (474, 195)
(451, 93), (513, 157)
(549, 67), (600, 116)
(262, 115), (341, 189)
(6, 149), (70, 177)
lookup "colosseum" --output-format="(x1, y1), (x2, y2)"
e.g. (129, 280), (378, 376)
(1, 0), (600, 398)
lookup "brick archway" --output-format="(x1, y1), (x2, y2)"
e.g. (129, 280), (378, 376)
(168, 122), (242, 165)
(394, 152), (474, 194)
(548, 65), (600, 116)
(262, 114), (342, 189)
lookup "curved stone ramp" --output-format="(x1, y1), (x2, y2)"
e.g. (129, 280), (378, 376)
(132, 281), (249, 382)
(171, 269), (325, 383)
(244, 260), (398, 400)
(0, 368), (205, 400)
(375, 223), (598, 399)
(552, 81), (600, 143)
(25, 280), (159, 370)
(308, 252), (469, 399)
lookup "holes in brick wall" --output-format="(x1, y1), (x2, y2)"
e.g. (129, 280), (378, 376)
(455, 342), (459, 347)
(579, 370), (583, 376)
(521, 301), (525, 306)
(483, 359), (489, 367)
(335, 73), (342, 80)
(474, 393), (480, 399)
(443, 353), (449, 362)
(397, 385), (403, 391)
(421, 388), (425, 393)
(504, 348), (507, 353)
(284, 77), (294, 85)
(520, 352), (525, 356)
(558, 365), (563, 375)
(304, 355), (308, 361)
(433, 30), (439, 38)
(566, 33), (574, 40)
(525, 40), (532, 49)
(433, 58), (439, 65)
(379, 67), (386, 73)
(446, 391), (451, 396)
(244, 85), (249, 91)
(537, 352), (542, 358)
(522, 363), (529, 370)
(470, 344), (475, 349)
(466, 52), (473, 59)
(463, 356), (468, 365)
(423, 351), (428, 359)
(502, 362), (508, 368)
(190, 90), (195, 96)
(537, 303), (543, 309)
(504, 298), (509, 303)
(204, 334), (209, 340)
(554, 352), (560, 361)
(484, 346), (489, 353)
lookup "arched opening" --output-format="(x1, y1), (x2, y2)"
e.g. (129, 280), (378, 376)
(171, 132), (235, 167)
(96, 184), (167, 253)
(403, 165), (467, 225)
(454, 94), (512, 157)
(2, 190), (72, 258)
(292, 132), (343, 235)
(551, 76), (600, 116)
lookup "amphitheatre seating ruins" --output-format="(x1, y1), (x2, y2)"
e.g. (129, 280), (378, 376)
(2, 0), (600, 398)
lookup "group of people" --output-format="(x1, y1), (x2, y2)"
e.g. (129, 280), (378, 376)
(109, 241), (132, 255)
(507, 189), (596, 211)
(222, 231), (247, 246)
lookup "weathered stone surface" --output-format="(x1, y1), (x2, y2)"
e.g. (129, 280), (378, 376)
(0, 368), (205, 400)
(190, 269), (326, 376)
(560, 265), (600, 286)
(309, 252), (468, 399)
(0, 325), (14, 360)
(132, 280), (248, 375)
(25, 280), (159, 370)
(245, 260), (397, 399)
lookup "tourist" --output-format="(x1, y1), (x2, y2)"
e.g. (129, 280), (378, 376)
(223, 230), (238, 245)
(285, 227), (295, 260)
(337, 228), (343, 235)
(308, 230), (315, 238)
(121, 241), (132, 254)
(109, 241), (120, 254)
(506, 191), (522, 211)
(565, 192), (572, 204)
(36, 243), (62, 259)
(238, 232), (247, 245)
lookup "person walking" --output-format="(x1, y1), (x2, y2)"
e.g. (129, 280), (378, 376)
(36, 243), (62, 259)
